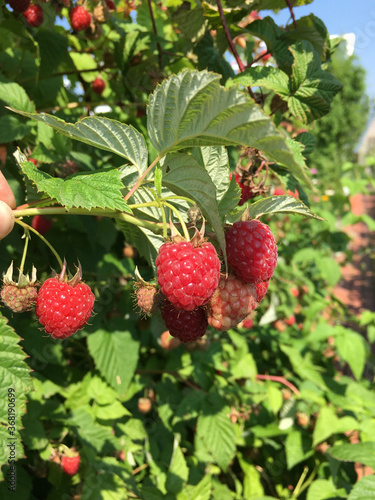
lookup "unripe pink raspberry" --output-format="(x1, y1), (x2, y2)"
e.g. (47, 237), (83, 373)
(134, 283), (164, 316)
(207, 274), (257, 332)
(156, 238), (220, 311)
(225, 220), (277, 284)
(23, 3), (44, 27)
(161, 301), (208, 343)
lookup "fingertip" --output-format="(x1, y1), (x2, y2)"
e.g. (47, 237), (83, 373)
(0, 201), (15, 240)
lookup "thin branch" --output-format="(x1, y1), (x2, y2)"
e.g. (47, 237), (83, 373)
(245, 50), (271, 69)
(286, 0), (298, 29)
(216, 0), (255, 101)
(147, 0), (163, 70)
(124, 154), (163, 202)
(256, 374), (300, 395)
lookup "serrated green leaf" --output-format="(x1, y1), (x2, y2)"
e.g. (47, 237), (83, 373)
(186, 474), (212, 500)
(227, 66), (290, 96)
(335, 329), (366, 380)
(307, 479), (343, 500)
(328, 442), (375, 470)
(247, 195), (323, 220)
(87, 327), (140, 397)
(147, 69), (312, 187)
(284, 14), (329, 59)
(165, 437), (189, 494)
(9, 109), (148, 173)
(348, 475), (375, 500)
(191, 146), (230, 202)
(313, 406), (359, 447)
(0, 313), (32, 478)
(252, 0), (312, 9)
(162, 153), (226, 261)
(16, 151), (131, 212)
(0, 80), (35, 113)
(195, 394), (236, 471)
(285, 430), (314, 469)
(0, 115), (31, 142)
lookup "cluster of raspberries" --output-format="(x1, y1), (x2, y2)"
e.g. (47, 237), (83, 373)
(1, 263), (95, 340)
(136, 219), (278, 343)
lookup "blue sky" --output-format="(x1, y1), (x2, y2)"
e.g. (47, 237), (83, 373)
(266, 0), (375, 100)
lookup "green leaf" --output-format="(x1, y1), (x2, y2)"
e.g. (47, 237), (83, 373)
(252, 0), (312, 9)
(162, 153), (226, 261)
(0, 313), (32, 480)
(315, 256), (341, 287)
(191, 146), (230, 202)
(9, 109), (148, 173)
(195, 394), (236, 471)
(285, 430), (314, 469)
(87, 326), (140, 397)
(348, 475), (375, 500)
(16, 151), (131, 212)
(307, 479), (344, 500)
(0, 80), (35, 112)
(247, 195), (324, 220)
(328, 442), (375, 470)
(227, 66), (290, 96)
(313, 406), (360, 446)
(283, 15), (329, 59)
(335, 329), (366, 380)
(147, 69), (312, 187)
(165, 437), (189, 494)
(288, 41), (343, 123)
(184, 475), (212, 500)
(0, 115), (31, 142)
(238, 456), (265, 499)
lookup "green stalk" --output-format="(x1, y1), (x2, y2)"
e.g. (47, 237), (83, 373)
(164, 202), (190, 240)
(15, 219), (64, 270)
(19, 227), (30, 275)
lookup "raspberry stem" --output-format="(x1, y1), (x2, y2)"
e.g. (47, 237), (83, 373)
(124, 154), (163, 202)
(164, 202), (190, 240)
(19, 226), (30, 276)
(14, 219), (64, 270)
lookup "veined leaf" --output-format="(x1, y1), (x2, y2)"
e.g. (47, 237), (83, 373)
(252, 0), (313, 9)
(9, 109), (148, 174)
(227, 66), (290, 96)
(0, 80), (35, 113)
(191, 146), (230, 202)
(162, 153), (226, 261)
(147, 69), (312, 187)
(328, 442), (375, 470)
(15, 151), (131, 212)
(247, 195), (324, 220)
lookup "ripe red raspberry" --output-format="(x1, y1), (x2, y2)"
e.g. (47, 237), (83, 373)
(231, 173), (256, 206)
(61, 454), (80, 476)
(134, 283), (164, 316)
(255, 280), (269, 302)
(225, 220), (277, 284)
(8, 0), (30, 12)
(260, 51), (272, 62)
(35, 266), (94, 339)
(156, 239), (220, 311)
(29, 158), (38, 166)
(242, 316), (253, 329)
(70, 6), (92, 31)
(92, 77), (106, 95)
(1, 262), (38, 313)
(161, 301), (208, 343)
(23, 3), (44, 27)
(207, 274), (257, 332)
(32, 215), (52, 235)
(105, 0), (115, 10)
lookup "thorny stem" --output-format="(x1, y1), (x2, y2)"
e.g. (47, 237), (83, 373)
(124, 154), (163, 202)
(286, 0), (298, 29)
(19, 227), (30, 275)
(147, 0), (163, 70)
(15, 219), (64, 270)
(256, 374), (300, 395)
(164, 202), (190, 241)
(216, 0), (255, 101)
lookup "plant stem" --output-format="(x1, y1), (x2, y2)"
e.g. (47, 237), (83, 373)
(216, 0), (255, 100)
(291, 466), (309, 498)
(15, 219), (64, 270)
(256, 374), (300, 395)
(160, 205), (168, 239)
(19, 227), (30, 275)
(124, 154), (163, 202)
(286, 0), (298, 29)
(164, 202), (190, 240)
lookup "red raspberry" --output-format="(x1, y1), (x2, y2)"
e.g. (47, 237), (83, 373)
(225, 220), (277, 284)
(8, 0), (30, 12)
(134, 283), (164, 316)
(207, 274), (257, 332)
(242, 316), (253, 329)
(23, 3), (44, 27)
(105, 0), (115, 10)
(161, 301), (208, 343)
(70, 6), (92, 31)
(273, 188), (285, 196)
(260, 51), (271, 62)
(232, 173), (256, 206)
(29, 158), (38, 166)
(255, 280), (269, 302)
(156, 239), (220, 311)
(92, 77), (106, 95)
(32, 215), (52, 235)
(35, 269), (95, 339)
(61, 454), (80, 476)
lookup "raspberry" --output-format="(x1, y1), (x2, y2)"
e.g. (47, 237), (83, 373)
(8, 0), (30, 12)
(70, 6), (92, 31)
(207, 274), (257, 332)
(35, 265), (95, 339)
(32, 215), (52, 235)
(61, 454), (80, 476)
(23, 3), (44, 27)
(134, 283), (164, 316)
(1, 262), (38, 313)
(242, 316), (253, 329)
(29, 158), (37, 166)
(138, 397), (152, 414)
(232, 173), (256, 206)
(225, 220), (277, 284)
(156, 239), (220, 311)
(105, 0), (115, 10)
(255, 280), (269, 302)
(92, 77), (106, 95)
(161, 301), (208, 343)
